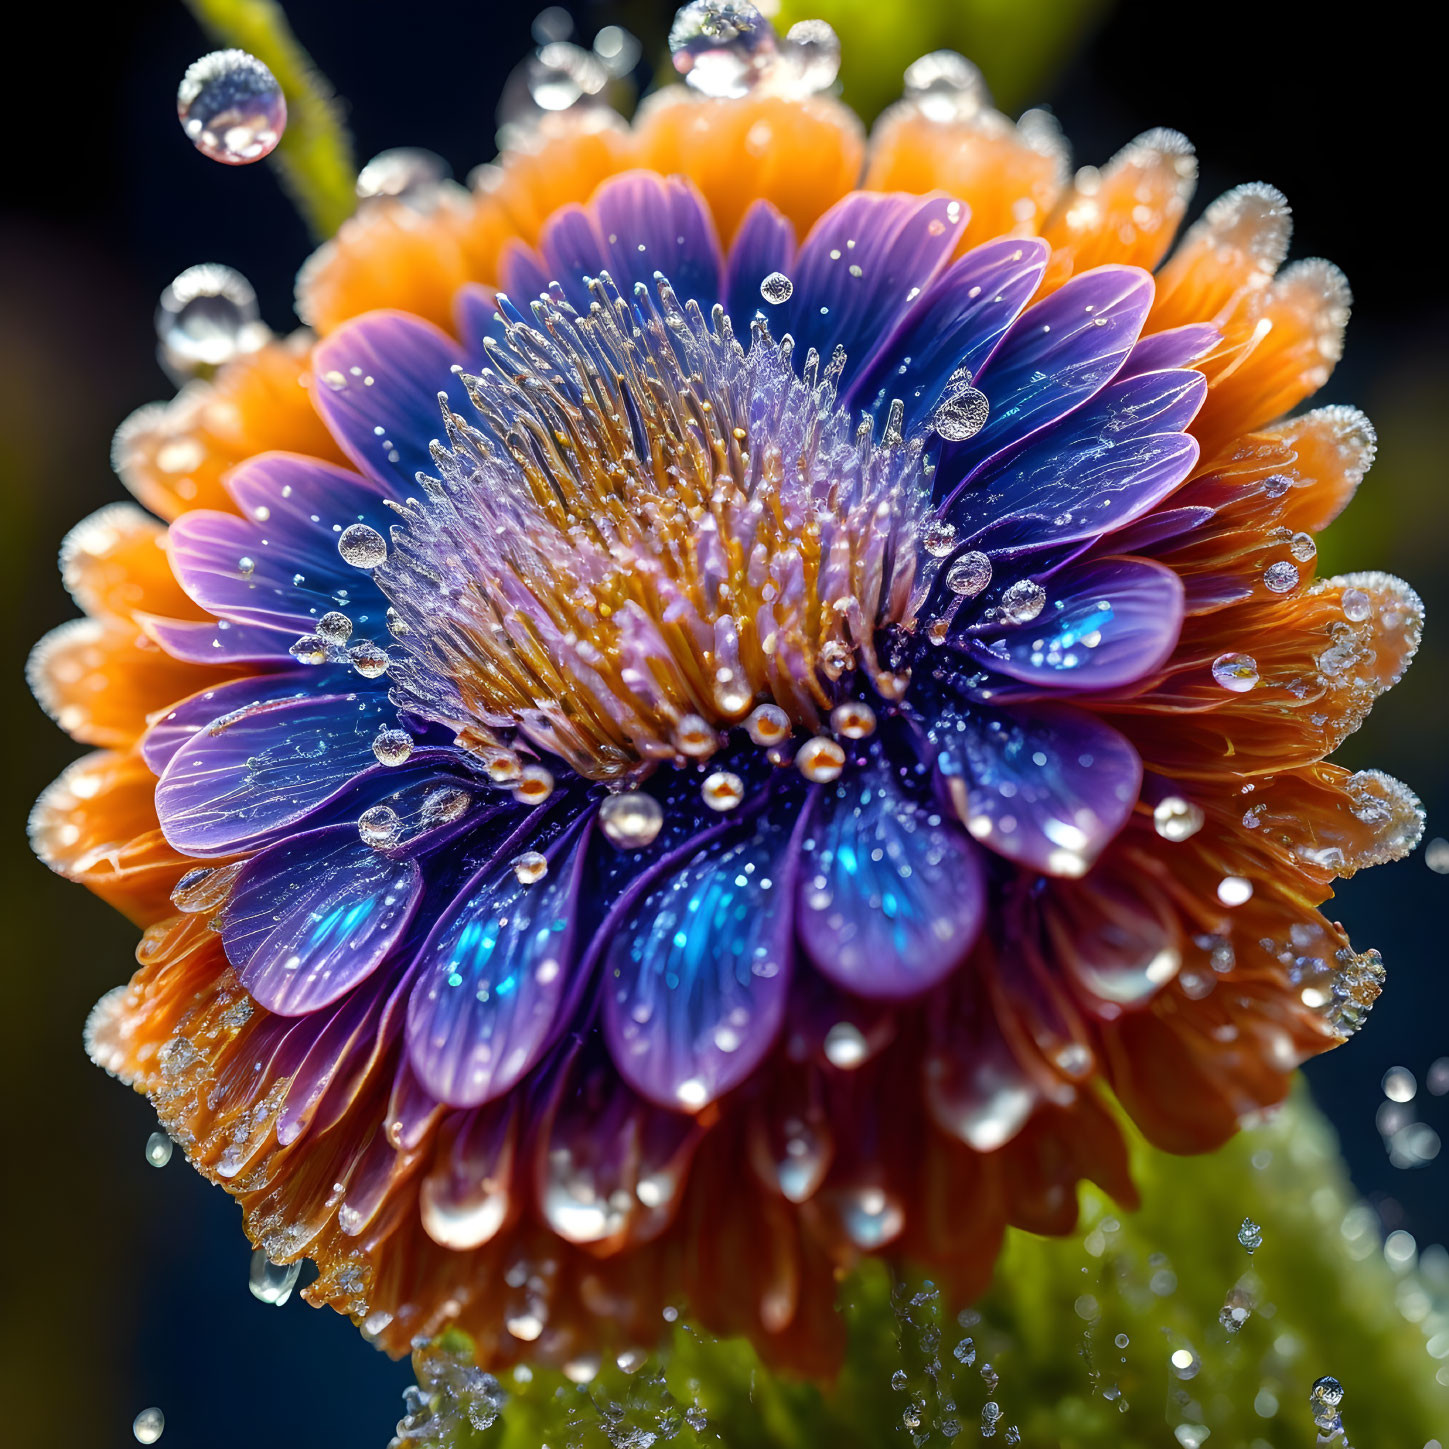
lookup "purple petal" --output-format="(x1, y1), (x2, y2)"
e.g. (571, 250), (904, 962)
(1117, 322), (1218, 379)
(312, 312), (470, 497)
(453, 281), (498, 349)
(965, 556), (1185, 693)
(141, 670), (346, 775)
(929, 700), (1142, 877)
(521, 173), (725, 315)
(155, 690), (393, 855)
(797, 762), (984, 999)
(223, 825), (422, 1015)
(1102, 504), (1215, 555)
(141, 613), (294, 664)
(776, 192), (968, 391)
(946, 266), (1155, 486)
(724, 199), (796, 329)
(602, 809), (800, 1112)
(167, 455), (392, 633)
(848, 237), (1050, 423)
(949, 368), (1207, 553)
(405, 821), (589, 1109)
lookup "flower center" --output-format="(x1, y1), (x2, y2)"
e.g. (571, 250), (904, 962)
(379, 275), (930, 781)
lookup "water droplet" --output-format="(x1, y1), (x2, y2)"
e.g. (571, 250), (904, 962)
(145, 1131), (173, 1168)
(1169, 1346), (1200, 1380)
(796, 736), (845, 783)
(1212, 652), (1259, 692)
(1216, 875), (1253, 907)
(132, 1407), (166, 1444)
(945, 550), (992, 598)
(1309, 1375), (1345, 1432)
(1264, 559), (1300, 593)
(1001, 578), (1046, 624)
(674, 713), (718, 758)
(903, 51), (983, 122)
(600, 791), (663, 849)
(1153, 795), (1205, 842)
(921, 518), (957, 557)
(669, 1), (777, 98)
(422, 786), (471, 825)
(247, 1248), (301, 1306)
(1289, 531), (1318, 563)
(289, 633), (329, 666)
(372, 726), (413, 766)
(358, 805), (403, 849)
(513, 765), (555, 805)
(594, 26), (642, 79)
(317, 611), (353, 644)
(830, 701), (877, 739)
(1383, 1065), (1417, 1102)
(339, 524), (387, 570)
(1237, 1216), (1263, 1253)
(701, 770), (745, 811)
(386, 606), (411, 637)
(745, 703), (791, 747)
(1342, 587), (1372, 622)
(177, 51), (285, 165)
(1425, 837), (1449, 874)
(512, 851), (549, 884)
(823, 1021), (868, 1068)
(355, 148), (450, 210)
(155, 264), (269, 382)
(777, 18), (841, 94)
(760, 271), (794, 304)
(933, 387), (989, 442)
(953, 1337), (977, 1365)
(349, 640), (390, 678)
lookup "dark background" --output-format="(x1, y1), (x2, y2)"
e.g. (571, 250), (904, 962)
(3, 3), (1445, 1445)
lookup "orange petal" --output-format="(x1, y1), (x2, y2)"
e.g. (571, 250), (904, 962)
(59, 502), (200, 623)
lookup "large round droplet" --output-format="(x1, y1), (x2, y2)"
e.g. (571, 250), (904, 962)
(338, 523), (387, 569)
(155, 264), (269, 383)
(176, 50), (286, 165)
(1212, 652), (1259, 692)
(902, 51), (984, 123)
(599, 791), (663, 849)
(933, 387), (989, 442)
(669, 1), (777, 98)
(1000, 578), (1046, 623)
(777, 19), (841, 95)
(760, 271), (794, 305)
(132, 1407), (166, 1445)
(497, 40), (611, 144)
(355, 148), (451, 211)
(945, 550), (992, 598)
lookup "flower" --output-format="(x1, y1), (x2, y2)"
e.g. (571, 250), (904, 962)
(29, 5), (1424, 1375)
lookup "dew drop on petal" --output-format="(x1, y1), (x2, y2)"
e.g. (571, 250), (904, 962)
(372, 727), (413, 766)
(933, 387), (989, 442)
(177, 50), (286, 165)
(669, 1), (777, 97)
(355, 148), (450, 210)
(1342, 587), (1372, 623)
(1217, 875), (1254, 907)
(358, 805), (403, 850)
(512, 851), (549, 884)
(921, 518), (957, 557)
(1153, 795), (1204, 842)
(317, 611), (353, 644)
(945, 550), (992, 598)
(247, 1248), (301, 1306)
(701, 770), (745, 811)
(349, 640), (391, 679)
(1289, 531), (1318, 563)
(1212, 652), (1259, 692)
(145, 1131), (173, 1168)
(1000, 579), (1046, 624)
(745, 703), (791, 747)
(903, 50), (984, 122)
(760, 271), (794, 305)
(830, 701), (877, 739)
(1264, 559), (1300, 593)
(155, 264), (269, 382)
(513, 765), (555, 805)
(778, 19), (841, 94)
(796, 736), (845, 782)
(338, 524), (387, 569)
(600, 791), (663, 849)
(132, 1408), (166, 1445)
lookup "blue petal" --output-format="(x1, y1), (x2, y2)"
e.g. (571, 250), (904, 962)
(797, 760), (984, 999)
(602, 808), (800, 1111)
(223, 824), (422, 1015)
(405, 819), (588, 1108)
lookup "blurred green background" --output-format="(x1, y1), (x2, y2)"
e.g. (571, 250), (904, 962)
(2, 1), (1446, 1444)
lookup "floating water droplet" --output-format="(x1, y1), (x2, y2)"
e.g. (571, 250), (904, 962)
(903, 50), (983, 122)
(953, 1337), (977, 1365)
(289, 633), (329, 666)
(1153, 795), (1205, 842)
(777, 18), (841, 94)
(338, 524), (387, 569)
(933, 387), (989, 442)
(177, 50), (286, 165)
(669, 1), (777, 98)
(796, 736), (845, 782)
(132, 1407), (166, 1444)
(1212, 652), (1259, 692)
(981, 1400), (1002, 1436)
(594, 25), (642, 78)
(1309, 1375), (1345, 1432)
(372, 726), (413, 766)
(355, 148), (450, 210)
(145, 1131), (173, 1168)
(760, 271), (794, 304)
(512, 851), (549, 884)
(358, 805), (403, 849)
(155, 264), (269, 382)
(1237, 1216), (1263, 1253)
(1264, 559), (1300, 593)
(945, 550), (992, 598)
(317, 611), (353, 644)
(513, 765), (555, 805)
(600, 791), (663, 849)
(247, 1248), (301, 1306)
(823, 1021), (868, 1068)
(1169, 1346), (1200, 1380)
(1341, 587), (1372, 623)
(745, 703), (791, 747)
(496, 41), (612, 146)
(1001, 578), (1046, 624)
(1383, 1065), (1417, 1102)
(831, 701), (877, 739)
(701, 770), (745, 811)
(349, 640), (390, 678)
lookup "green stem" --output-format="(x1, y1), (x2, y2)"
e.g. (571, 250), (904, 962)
(182, 0), (356, 239)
